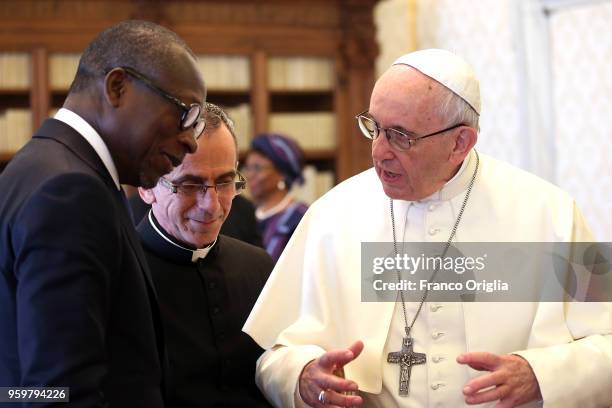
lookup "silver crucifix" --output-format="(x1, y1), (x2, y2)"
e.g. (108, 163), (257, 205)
(387, 336), (426, 396)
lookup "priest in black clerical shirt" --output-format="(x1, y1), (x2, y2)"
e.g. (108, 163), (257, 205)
(136, 103), (273, 407)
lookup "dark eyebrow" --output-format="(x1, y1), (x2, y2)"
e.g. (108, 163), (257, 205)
(172, 170), (237, 185)
(171, 175), (204, 184)
(214, 170), (237, 182)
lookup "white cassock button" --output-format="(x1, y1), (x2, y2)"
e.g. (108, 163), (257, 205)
(428, 204), (437, 212)
(428, 228), (440, 236)
(431, 331), (445, 339)
(431, 382), (445, 390)
(430, 304), (443, 312)
(432, 356), (444, 363)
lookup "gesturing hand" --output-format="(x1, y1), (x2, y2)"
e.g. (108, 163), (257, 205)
(298, 341), (365, 407)
(457, 352), (542, 407)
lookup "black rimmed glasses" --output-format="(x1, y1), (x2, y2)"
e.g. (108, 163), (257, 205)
(120, 66), (206, 139)
(158, 172), (247, 200)
(356, 110), (465, 151)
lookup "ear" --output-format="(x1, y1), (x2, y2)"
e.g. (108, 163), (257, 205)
(271, 167), (285, 183)
(449, 126), (478, 166)
(103, 68), (128, 108)
(139, 186), (157, 205)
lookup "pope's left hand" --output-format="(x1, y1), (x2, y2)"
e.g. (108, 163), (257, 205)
(457, 352), (542, 407)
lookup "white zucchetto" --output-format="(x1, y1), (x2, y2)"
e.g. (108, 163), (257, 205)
(393, 49), (481, 115)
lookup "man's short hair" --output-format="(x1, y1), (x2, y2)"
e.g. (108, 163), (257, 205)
(202, 102), (238, 154)
(438, 88), (480, 132)
(69, 20), (195, 93)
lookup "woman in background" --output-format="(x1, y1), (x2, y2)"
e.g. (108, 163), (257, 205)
(243, 133), (308, 262)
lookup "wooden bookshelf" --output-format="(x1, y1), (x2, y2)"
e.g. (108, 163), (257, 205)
(0, 92), (30, 108)
(0, 89), (30, 96)
(270, 91), (333, 112)
(239, 148), (335, 161)
(0, 153), (13, 162)
(0, 0), (379, 183)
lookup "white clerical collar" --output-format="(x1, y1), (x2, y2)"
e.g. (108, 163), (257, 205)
(418, 148), (478, 203)
(54, 108), (120, 190)
(147, 210), (216, 262)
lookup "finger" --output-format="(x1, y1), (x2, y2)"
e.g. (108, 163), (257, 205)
(315, 373), (359, 393)
(336, 340), (365, 375)
(347, 340), (364, 359)
(457, 352), (501, 371)
(333, 341), (364, 378)
(319, 348), (358, 370)
(463, 371), (505, 395)
(319, 389), (363, 407)
(464, 384), (510, 405)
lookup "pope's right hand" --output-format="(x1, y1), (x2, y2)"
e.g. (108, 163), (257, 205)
(298, 340), (364, 407)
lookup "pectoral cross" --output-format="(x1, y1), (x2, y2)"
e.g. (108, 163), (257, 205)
(387, 336), (426, 396)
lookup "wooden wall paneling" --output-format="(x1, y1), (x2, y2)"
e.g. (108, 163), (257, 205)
(251, 50), (268, 136)
(30, 47), (49, 131)
(334, 53), (351, 182)
(339, 0), (379, 179)
(0, 1), (342, 55)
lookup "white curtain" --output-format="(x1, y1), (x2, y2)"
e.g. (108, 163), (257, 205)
(416, 0), (526, 169)
(411, 0), (612, 240)
(549, 1), (612, 240)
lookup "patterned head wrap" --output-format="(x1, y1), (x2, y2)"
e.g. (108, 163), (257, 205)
(250, 133), (305, 188)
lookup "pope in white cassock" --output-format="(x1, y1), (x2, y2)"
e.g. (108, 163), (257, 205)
(243, 49), (612, 408)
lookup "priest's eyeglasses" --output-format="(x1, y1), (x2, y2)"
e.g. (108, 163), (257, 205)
(356, 110), (464, 151)
(120, 66), (206, 139)
(159, 173), (246, 199)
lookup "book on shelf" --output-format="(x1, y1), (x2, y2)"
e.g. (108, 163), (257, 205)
(49, 53), (80, 90)
(0, 109), (32, 154)
(269, 112), (336, 150)
(268, 57), (334, 91)
(49, 54), (252, 92)
(224, 103), (252, 151)
(196, 55), (250, 91)
(292, 165), (335, 204)
(0, 52), (30, 89)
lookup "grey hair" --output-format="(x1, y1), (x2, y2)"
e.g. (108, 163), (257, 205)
(202, 102), (238, 154)
(438, 89), (480, 132)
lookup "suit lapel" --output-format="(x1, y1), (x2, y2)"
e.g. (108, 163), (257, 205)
(115, 192), (161, 302)
(114, 194), (166, 364)
(33, 119), (115, 186)
(34, 119), (165, 361)
(34, 120), (160, 296)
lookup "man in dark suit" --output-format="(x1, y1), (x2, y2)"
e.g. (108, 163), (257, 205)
(0, 20), (206, 407)
(136, 103), (273, 407)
